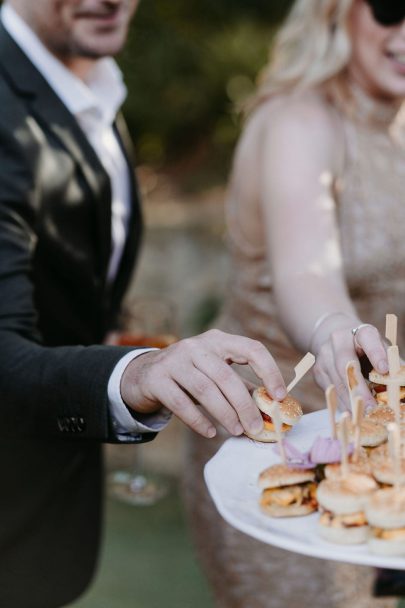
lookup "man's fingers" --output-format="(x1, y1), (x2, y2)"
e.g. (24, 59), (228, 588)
(190, 352), (263, 435)
(153, 378), (217, 438)
(176, 366), (244, 436)
(204, 330), (287, 401)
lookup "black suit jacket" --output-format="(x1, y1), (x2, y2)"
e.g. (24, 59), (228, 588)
(0, 24), (153, 608)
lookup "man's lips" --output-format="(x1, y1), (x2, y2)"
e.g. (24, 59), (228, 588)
(75, 8), (123, 25)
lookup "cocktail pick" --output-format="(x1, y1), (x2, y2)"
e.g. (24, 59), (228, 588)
(387, 422), (402, 492)
(338, 412), (351, 479)
(352, 396), (364, 464)
(326, 385), (338, 440)
(269, 401), (287, 465)
(388, 344), (401, 377)
(388, 345), (401, 426)
(345, 360), (359, 413)
(286, 352), (315, 393)
(386, 314), (398, 347)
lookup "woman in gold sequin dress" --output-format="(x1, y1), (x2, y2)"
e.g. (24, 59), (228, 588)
(184, 1), (405, 606)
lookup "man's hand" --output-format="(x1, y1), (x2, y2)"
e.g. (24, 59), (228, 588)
(120, 329), (287, 438)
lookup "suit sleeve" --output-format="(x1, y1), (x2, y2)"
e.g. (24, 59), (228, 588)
(0, 122), (154, 443)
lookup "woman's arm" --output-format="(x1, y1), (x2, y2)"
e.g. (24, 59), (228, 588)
(257, 95), (388, 409)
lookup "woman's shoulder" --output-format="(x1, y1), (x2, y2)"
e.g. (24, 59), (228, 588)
(248, 89), (341, 141)
(239, 88), (345, 172)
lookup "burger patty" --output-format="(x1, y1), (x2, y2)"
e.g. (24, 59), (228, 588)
(319, 508), (367, 528)
(261, 482), (317, 508)
(372, 526), (405, 541)
(261, 412), (291, 432)
(370, 382), (405, 402)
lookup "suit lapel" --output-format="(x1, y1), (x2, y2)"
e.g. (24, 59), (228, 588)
(0, 24), (112, 281)
(108, 115), (144, 319)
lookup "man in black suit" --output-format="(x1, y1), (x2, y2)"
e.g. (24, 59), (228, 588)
(0, 1), (287, 606)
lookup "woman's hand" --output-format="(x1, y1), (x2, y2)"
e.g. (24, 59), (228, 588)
(120, 329), (287, 438)
(312, 315), (389, 410)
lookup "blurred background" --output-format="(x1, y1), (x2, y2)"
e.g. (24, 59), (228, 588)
(71, 1), (293, 606)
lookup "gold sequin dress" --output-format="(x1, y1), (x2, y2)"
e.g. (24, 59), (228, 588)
(183, 86), (405, 608)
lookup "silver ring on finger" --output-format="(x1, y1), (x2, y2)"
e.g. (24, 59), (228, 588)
(351, 323), (374, 349)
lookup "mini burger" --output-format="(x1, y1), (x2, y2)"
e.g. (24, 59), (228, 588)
(369, 365), (405, 394)
(372, 458), (405, 487)
(245, 387), (303, 442)
(368, 442), (390, 466)
(366, 488), (405, 555)
(258, 464), (317, 517)
(369, 442), (405, 466)
(336, 418), (387, 448)
(366, 404), (405, 428)
(317, 474), (378, 544)
(324, 449), (373, 481)
(375, 388), (405, 407)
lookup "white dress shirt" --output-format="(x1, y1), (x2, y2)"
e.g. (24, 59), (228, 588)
(1, 3), (170, 436)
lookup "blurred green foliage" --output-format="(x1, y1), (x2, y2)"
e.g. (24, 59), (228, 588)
(118, 0), (293, 182)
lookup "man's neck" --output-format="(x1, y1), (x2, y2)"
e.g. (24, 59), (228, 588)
(59, 57), (97, 81)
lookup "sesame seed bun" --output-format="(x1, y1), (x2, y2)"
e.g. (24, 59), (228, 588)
(369, 365), (405, 387)
(366, 404), (405, 427)
(317, 475), (378, 515)
(336, 418), (387, 447)
(253, 388), (303, 426)
(244, 427), (287, 443)
(372, 460), (405, 486)
(368, 443), (389, 465)
(245, 388), (302, 442)
(325, 454), (373, 481)
(318, 522), (369, 545)
(258, 464), (315, 490)
(366, 488), (405, 529)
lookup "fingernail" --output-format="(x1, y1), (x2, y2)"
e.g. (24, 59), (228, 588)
(275, 387), (286, 400)
(378, 360), (389, 374)
(249, 419), (263, 435)
(233, 422), (244, 436)
(207, 427), (216, 438)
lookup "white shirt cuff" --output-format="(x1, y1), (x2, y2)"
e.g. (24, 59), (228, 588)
(107, 349), (172, 436)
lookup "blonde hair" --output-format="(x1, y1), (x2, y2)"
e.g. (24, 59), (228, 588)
(251, 0), (354, 108)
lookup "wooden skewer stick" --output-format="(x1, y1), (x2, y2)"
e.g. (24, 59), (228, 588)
(286, 352), (315, 393)
(386, 314), (398, 347)
(338, 412), (351, 479)
(388, 383), (401, 427)
(345, 360), (358, 413)
(387, 422), (402, 492)
(326, 385), (338, 440)
(270, 402), (286, 465)
(387, 345), (401, 426)
(352, 396), (364, 464)
(388, 345), (401, 377)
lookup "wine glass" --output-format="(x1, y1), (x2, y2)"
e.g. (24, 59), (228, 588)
(107, 297), (178, 506)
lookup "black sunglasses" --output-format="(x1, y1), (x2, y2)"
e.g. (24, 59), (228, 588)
(365, 0), (405, 26)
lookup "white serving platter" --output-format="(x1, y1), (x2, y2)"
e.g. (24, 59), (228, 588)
(204, 410), (405, 569)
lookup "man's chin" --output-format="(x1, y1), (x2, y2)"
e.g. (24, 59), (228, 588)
(71, 34), (128, 59)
